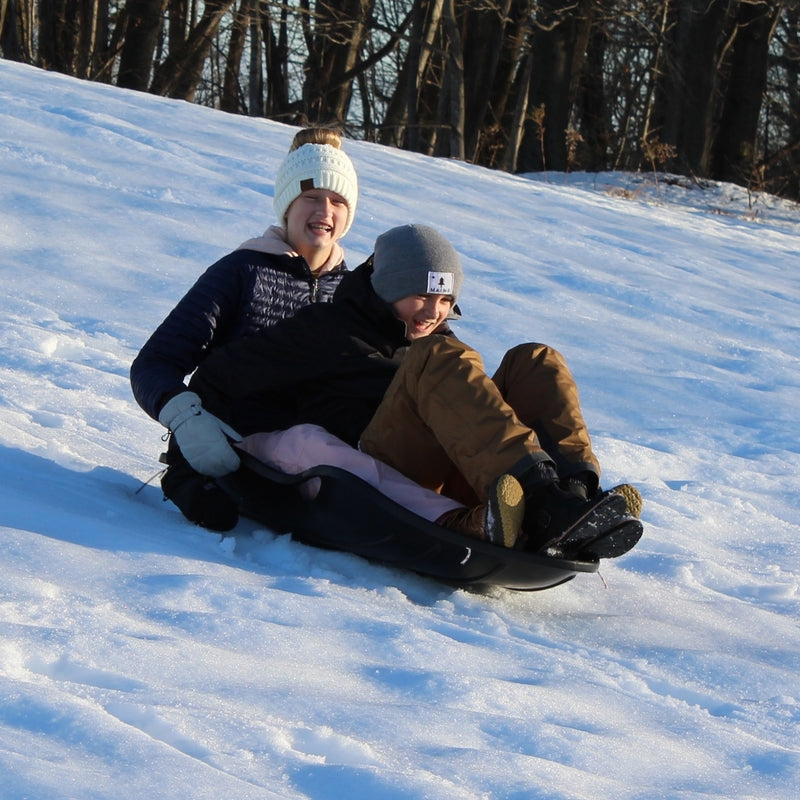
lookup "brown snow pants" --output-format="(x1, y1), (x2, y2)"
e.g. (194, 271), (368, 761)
(359, 336), (599, 506)
(492, 341), (600, 481)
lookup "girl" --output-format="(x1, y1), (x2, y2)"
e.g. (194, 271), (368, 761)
(131, 128), (358, 530)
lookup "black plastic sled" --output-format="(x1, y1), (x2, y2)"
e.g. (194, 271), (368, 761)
(218, 452), (600, 592)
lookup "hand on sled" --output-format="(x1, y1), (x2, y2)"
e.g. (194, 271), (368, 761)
(158, 391), (242, 477)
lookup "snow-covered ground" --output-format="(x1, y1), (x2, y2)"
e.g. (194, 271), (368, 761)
(1, 59), (798, 799)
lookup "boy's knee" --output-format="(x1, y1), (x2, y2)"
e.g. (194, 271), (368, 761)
(405, 335), (481, 375)
(503, 342), (563, 367)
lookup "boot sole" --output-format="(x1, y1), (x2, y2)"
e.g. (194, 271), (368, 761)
(568, 518), (643, 560)
(544, 491), (634, 558)
(612, 483), (643, 518)
(487, 474), (526, 548)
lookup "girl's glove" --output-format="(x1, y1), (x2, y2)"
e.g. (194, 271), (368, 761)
(158, 391), (242, 477)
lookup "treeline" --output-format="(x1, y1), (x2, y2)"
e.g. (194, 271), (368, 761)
(3, 1), (799, 199)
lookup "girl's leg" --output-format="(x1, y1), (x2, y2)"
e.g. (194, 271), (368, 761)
(237, 424), (464, 522)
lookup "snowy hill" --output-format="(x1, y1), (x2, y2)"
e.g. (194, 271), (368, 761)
(1, 59), (799, 799)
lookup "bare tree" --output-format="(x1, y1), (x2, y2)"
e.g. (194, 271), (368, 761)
(0, 0), (26, 60)
(37, 0), (74, 73)
(488, 0), (537, 171)
(116, 0), (167, 91)
(460, 0), (513, 162)
(575, 6), (611, 170)
(255, 0), (292, 119)
(379, 0), (444, 149)
(434, 0), (465, 158)
(221, 0), (251, 112)
(767, 1), (800, 195)
(517, 0), (595, 172)
(149, 0), (236, 100)
(649, 0), (731, 176)
(299, 0), (374, 123)
(712, 1), (784, 187)
(3, 0), (799, 200)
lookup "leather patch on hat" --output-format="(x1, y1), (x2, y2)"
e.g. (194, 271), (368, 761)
(300, 178), (315, 191)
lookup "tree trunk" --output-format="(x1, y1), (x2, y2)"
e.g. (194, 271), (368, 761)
(379, 0), (444, 150)
(435, 0), (465, 159)
(149, 0), (236, 100)
(651, 0), (730, 175)
(518, 0), (589, 172)
(74, 0), (100, 78)
(247, 10), (264, 117)
(261, 1), (291, 119)
(461, 0), (512, 161)
(166, 0), (187, 55)
(501, 47), (534, 172)
(37, 0), (75, 73)
(778, 4), (800, 196)
(116, 0), (166, 91)
(301, 0), (372, 124)
(221, 0), (250, 113)
(1, 0), (25, 61)
(711, 1), (781, 186)
(483, 0), (535, 169)
(90, 0), (112, 81)
(576, 19), (609, 170)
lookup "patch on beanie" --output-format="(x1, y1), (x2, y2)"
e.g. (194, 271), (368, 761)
(427, 271), (455, 295)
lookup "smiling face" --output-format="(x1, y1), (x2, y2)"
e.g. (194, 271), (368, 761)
(284, 188), (349, 272)
(392, 293), (455, 340)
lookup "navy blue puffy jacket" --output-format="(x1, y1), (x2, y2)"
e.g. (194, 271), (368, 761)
(130, 247), (346, 420)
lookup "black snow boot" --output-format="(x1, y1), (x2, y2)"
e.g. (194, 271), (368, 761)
(161, 457), (239, 532)
(511, 457), (641, 558)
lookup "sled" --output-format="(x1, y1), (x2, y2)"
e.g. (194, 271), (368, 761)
(217, 451), (599, 591)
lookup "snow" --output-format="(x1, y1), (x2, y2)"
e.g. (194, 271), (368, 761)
(1, 58), (799, 799)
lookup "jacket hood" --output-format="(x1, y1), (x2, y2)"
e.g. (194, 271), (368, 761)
(236, 225), (345, 275)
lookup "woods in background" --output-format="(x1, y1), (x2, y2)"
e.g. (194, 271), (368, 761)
(3, 0), (799, 199)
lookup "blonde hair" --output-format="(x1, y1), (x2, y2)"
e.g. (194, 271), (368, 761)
(289, 127), (344, 152)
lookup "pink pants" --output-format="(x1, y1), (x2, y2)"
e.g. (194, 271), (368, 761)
(236, 424), (464, 522)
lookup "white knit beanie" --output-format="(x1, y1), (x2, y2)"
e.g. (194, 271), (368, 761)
(273, 143), (358, 236)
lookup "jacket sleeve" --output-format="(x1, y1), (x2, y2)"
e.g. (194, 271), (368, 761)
(130, 255), (248, 420)
(189, 307), (331, 405)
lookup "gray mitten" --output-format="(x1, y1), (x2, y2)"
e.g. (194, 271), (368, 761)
(158, 391), (242, 477)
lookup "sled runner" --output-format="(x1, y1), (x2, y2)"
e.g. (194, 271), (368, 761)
(218, 452), (600, 591)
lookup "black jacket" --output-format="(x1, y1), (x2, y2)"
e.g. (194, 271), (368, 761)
(189, 259), (452, 447)
(130, 248), (346, 420)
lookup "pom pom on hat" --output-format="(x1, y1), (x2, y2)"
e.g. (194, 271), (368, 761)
(273, 143), (358, 236)
(371, 224), (463, 314)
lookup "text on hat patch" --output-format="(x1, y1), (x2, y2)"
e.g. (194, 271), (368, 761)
(427, 271), (454, 295)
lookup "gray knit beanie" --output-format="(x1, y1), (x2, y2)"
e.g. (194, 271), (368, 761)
(371, 225), (463, 308)
(273, 143), (358, 235)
